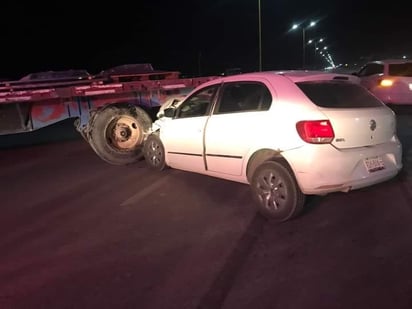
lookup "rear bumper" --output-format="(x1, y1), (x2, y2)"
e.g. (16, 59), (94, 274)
(283, 140), (403, 195)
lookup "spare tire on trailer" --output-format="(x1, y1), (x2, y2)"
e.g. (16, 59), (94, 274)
(87, 105), (152, 165)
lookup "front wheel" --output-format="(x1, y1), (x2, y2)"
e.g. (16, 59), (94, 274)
(143, 133), (167, 171)
(251, 161), (305, 222)
(88, 105), (152, 165)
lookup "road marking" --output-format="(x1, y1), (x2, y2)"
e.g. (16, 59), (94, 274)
(120, 174), (172, 206)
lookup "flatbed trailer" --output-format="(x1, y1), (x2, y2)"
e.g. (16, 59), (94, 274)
(0, 64), (217, 164)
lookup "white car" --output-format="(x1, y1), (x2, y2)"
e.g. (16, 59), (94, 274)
(144, 70), (403, 222)
(156, 94), (187, 118)
(354, 59), (412, 107)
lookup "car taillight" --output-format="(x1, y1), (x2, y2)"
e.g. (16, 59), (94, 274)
(378, 79), (393, 87)
(296, 120), (335, 144)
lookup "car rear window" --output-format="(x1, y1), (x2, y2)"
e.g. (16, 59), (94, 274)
(296, 81), (384, 108)
(388, 63), (412, 77)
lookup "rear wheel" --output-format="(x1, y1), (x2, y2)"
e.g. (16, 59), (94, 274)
(88, 105), (152, 165)
(251, 161), (305, 222)
(143, 133), (167, 171)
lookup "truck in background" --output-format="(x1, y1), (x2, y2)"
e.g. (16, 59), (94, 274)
(0, 64), (217, 165)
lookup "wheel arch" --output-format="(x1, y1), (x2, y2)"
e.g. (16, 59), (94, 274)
(90, 102), (150, 122)
(246, 149), (295, 183)
(80, 102), (151, 136)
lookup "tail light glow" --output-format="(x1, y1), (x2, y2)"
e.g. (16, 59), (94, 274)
(296, 120), (335, 144)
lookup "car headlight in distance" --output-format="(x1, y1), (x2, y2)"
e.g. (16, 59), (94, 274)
(379, 79), (394, 87)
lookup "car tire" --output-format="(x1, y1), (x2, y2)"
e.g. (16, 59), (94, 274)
(251, 161), (305, 222)
(144, 133), (167, 171)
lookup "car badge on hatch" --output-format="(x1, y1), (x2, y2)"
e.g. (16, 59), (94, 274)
(369, 119), (377, 131)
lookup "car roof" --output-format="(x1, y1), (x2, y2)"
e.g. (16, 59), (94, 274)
(203, 70), (359, 85)
(272, 70), (359, 82)
(368, 59), (412, 65)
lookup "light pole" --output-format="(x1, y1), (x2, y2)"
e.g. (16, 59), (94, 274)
(291, 21), (316, 68)
(258, 0), (262, 71)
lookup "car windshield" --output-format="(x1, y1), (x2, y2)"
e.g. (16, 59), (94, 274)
(296, 81), (384, 108)
(388, 63), (412, 77)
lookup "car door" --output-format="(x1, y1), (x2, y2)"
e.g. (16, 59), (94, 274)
(159, 84), (219, 173)
(204, 79), (273, 176)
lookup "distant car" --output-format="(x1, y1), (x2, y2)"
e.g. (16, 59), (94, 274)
(144, 70), (403, 222)
(19, 69), (91, 82)
(354, 59), (412, 106)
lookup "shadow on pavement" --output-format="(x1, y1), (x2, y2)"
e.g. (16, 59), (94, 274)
(0, 119), (81, 150)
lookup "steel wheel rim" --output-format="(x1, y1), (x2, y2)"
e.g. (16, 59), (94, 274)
(107, 116), (141, 150)
(255, 169), (288, 212)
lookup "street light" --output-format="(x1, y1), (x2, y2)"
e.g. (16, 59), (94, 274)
(307, 37), (324, 65)
(307, 37), (324, 51)
(258, 0), (262, 71)
(291, 21), (316, 68)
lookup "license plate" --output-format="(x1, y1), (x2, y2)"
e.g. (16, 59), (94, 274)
(364, 156), (385, 173)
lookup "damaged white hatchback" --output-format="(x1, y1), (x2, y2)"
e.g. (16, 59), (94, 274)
(144, 70), (403, 222)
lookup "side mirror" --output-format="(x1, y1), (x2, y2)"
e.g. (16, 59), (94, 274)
(163, 107), (176, 118)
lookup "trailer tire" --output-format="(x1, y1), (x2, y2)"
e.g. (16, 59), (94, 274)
(88, 105), (152, 165)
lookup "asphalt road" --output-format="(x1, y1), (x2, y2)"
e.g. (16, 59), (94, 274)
(0, 114), (411, 309)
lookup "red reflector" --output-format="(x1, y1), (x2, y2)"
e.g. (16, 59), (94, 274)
(296, 120), (335, 144)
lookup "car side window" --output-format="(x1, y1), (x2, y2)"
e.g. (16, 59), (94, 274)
(176, 85), (218, 118)
(215, 82), (272, 114)
(358, 63), (384, 76)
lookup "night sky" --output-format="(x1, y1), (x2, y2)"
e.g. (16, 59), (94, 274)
(2, 0), (412, 79)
